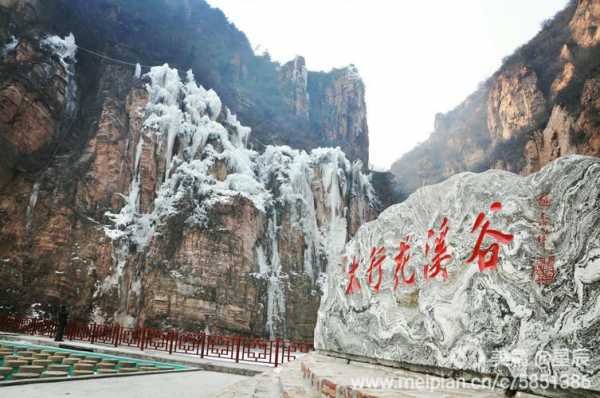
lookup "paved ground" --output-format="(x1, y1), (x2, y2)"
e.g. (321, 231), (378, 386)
(0, 370), (248, 398)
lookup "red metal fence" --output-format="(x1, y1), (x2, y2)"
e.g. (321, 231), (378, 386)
(0, 316), (313, 367)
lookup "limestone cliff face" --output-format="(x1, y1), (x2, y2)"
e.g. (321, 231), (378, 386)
(0, 35), (77, 188)
(487, 65), (547, 141)
(0, 15), (378, 342)
(391, 0), (600, 197)
(279, 56), (309, 119)
(308, 66), (370, 167)
(570, 0), (600, 47)
(274, 59), (370, 166)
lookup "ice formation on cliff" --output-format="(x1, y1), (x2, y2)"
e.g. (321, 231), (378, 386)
(41, 33), (78, 119)
(41, 33), (77, 65)
(2, 35), (18, 56)
(102, 64), (376, 335)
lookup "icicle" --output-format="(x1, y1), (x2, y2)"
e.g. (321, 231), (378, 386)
(25, 182), (40, 233)
(134, 63), (142, 79)
(265, 215), (285, 339)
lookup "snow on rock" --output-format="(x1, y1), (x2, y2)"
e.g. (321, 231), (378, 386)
(316, 155), (600, 391)
(41, 33), (77, 65)
(40, 33), (78, 119)
(2, 35), (18, 56)
(25, 181), (40, 233)
(101, 64), (377, 337)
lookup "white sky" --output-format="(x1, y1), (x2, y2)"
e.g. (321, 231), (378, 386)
(206, 0), (569, 169)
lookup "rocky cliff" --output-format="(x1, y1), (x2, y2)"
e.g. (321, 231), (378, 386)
(0, 0), (378, 340)
(50, 0), (370, 167)
(391, 0), (600, 198)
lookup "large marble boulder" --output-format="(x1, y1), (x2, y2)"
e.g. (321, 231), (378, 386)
(316, 155), (600, 391)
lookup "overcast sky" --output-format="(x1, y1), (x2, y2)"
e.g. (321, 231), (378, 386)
(206, 0), (569, 169)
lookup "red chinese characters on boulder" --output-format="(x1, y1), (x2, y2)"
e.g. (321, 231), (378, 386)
(538, 194), (551, 208)
(467, 202), (514, 271)
(534, 194), (556, 285)
(393, 236), (415, 289)
(534, 256), (556, 285)
(423, 217), (451, 281)
(345, 257), (361, 295)
(367, 246), (386, 292)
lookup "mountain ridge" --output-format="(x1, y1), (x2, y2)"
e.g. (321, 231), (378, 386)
(390, 0), (600, 200)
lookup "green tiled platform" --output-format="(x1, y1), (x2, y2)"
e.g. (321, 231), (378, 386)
(0, 340), (189, 382)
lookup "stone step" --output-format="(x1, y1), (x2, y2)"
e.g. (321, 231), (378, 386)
(48, 364), (70, 372)
(19, 365), (44, 374)
(118, 368), (140, 373)
(48, 355), (64, 363)
(80, 360), (99, 366)
(41, 371), (68, 378)
(32, 353), (49, 360)
(73, 370), (94, 376)
(74, 363), (95, 371)
(53, 352), (70, 358)
(0, 367), (12, 375)
(97, 369), (118, 374)
(301, 353), (548, 398)
(210, 353), (548, 398)
(97, 362), (115, 369)
(32, 359), (52, 367)
(5, 359), (28, 368)
(12, 372), (40, 380)
(118, 361), (135, 368)
(62, 358), (80, 365)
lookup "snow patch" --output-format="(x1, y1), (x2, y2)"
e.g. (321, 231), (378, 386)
(2, 35), (18, 56)
(41, 33), (77, 65)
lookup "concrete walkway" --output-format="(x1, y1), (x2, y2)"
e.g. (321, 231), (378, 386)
(0, 370), (248, 398)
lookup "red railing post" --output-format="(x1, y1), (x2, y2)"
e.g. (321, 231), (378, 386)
(174, 330), (179, 353)
(274, 338), (280, 368)
(199, 332), (205, 358)
(139, 328), (145, 351)
(168, 330), (174, 355)
(195, 333), (201, 356)
(235, 336), (241, 363)
(66, 322), (73, 341)
(113, 325), (119, 347)
(91, 323), (97, 344)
